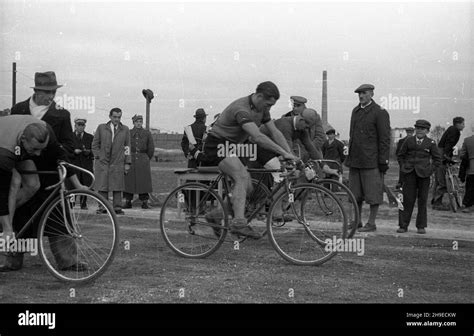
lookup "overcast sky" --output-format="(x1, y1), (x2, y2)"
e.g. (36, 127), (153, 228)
(1, 0), (473, 140)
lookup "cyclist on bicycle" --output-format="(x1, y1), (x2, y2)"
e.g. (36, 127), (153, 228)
(0, 116), (87, 272)
(202, 81), (298, 239)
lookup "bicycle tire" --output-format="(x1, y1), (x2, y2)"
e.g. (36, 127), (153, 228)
(314, 179), (359, 238)
(267, 183), (348, 266)
(445, 174), (458, 212)
(245, 178), (272, 236)
(37, 189), (119, 284)
(160, 182), (228, 258)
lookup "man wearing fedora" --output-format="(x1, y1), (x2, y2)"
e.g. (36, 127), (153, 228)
(345, 84), (391, 232)
(395, 127), (415, 190)
(123, 114), (154, 209)
(181, 108), (208, 168)
(92, 108), (131, 215)
(11, 71), (75, 157)
(71, 118), (94, 209)
(397, 120), (442, 233)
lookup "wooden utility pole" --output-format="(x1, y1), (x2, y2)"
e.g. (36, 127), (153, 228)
(12, 62), (16, 107)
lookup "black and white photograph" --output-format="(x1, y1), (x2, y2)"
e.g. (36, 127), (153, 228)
(0, 0), (473, 332)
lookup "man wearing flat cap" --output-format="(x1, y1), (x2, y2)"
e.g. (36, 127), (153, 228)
(71, 118), (94, 209)
(395, 127), (415, 190)
(322, 128), (345, 178)
(123, 114), (154, 209)
(397, 120), (441, 234)
(345, 84), (391, 232)
(181, 108), (208, 168)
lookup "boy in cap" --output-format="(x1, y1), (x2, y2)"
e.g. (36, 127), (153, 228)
(397, 120), (442, 234)
(395, 127), (415, 190)
(72, 118), (94, 209)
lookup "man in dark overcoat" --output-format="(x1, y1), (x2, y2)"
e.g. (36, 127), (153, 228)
(124, 115), (154, 209)
(345, 84), (391, 232)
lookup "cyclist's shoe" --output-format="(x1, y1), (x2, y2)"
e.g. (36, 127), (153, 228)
(60, 262), (88, 272)
(396, 227), (407, 233)
(205, 209), (224, 238)
(0, 252), (23, 272)
(230, 219), (262, 240)
(358, 223), (376, 232)
(417, 228), (426, 234)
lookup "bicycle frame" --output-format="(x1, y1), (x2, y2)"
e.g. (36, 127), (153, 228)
(15, 162), (94, 239)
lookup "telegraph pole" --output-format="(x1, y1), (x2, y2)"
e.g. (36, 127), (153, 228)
(12, 62), (16, 107)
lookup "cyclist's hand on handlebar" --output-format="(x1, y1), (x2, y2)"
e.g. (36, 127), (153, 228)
(282, 152), (299, 161)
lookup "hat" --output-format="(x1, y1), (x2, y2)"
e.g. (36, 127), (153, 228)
(414, 119), (431, 129)
(74, 117), (87, 124)
(132, 114), (143, 122)
(300, 108), (318, 127)
(326, 128), (336, 135)
(405, 127), (414, 133)
(31, 71), (63, 90)
(194, 108), (207, 118)
(354, 84), (375, 93)
(290, 96), (307, 104)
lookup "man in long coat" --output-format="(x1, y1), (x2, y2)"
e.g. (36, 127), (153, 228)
(123, 115), (154, 209)
(345, 84), (391, 232)
(71, 118), (94, 209)
(92, 108), (131, 214)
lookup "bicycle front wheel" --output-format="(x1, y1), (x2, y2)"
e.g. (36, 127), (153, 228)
(160, 182), (228, 258)
(267, 183), (348, 266)
(314, 179), (359, 238)
(37, 189), (119, 284)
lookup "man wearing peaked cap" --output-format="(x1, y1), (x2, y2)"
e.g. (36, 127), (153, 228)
(71, 117), (94, 209)
(397, 119), (441, 234)
(396, 126), (415, 190)
(124, 113), (154, 209)
(345, 83), (391, 233)
(282, 96), (307, 118)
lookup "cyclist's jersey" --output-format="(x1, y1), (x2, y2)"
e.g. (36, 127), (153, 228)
(209, 95), (271, 144)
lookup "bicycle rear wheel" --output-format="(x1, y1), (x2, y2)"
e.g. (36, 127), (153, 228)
(267, 183), (348, 266)
(37, 189), (119, 284)
(314, 179), (359, 238)
(160, 182), (228, 258)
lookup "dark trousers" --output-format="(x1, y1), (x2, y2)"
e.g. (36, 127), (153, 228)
(463, 175), (474, 207)
(432, 164), (447, 205)
(123, 192), (149, 202)
(399, 171), (430, 229)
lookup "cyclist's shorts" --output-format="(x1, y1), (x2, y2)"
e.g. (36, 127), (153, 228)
(202, 134), (249, 166)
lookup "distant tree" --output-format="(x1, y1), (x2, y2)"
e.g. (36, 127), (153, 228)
(430, 125), (445, 144)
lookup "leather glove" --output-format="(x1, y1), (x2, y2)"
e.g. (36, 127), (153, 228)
(378, 163), (389, 174)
